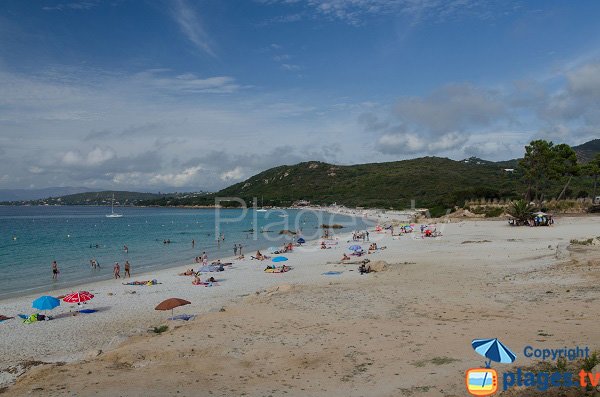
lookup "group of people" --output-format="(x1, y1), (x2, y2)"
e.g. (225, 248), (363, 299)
(352, 231), (370, 242)
(51, 257), (131, 280)
(194, 252), (209, 265)
(112, 261), (131, 279)
(233, 244), (244, 256)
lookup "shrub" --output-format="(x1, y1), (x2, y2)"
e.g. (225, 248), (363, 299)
(152, 325), (169, 334)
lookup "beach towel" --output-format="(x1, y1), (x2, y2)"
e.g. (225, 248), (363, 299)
(122, 279), (160, 286)
(169, 314), (196, 321)
(0, 315), (14, 322)
(197, 265), (223, 272)
(264, 267), (290, 273)
(78, 309), (97, 314)
(322, 271), (343, 276)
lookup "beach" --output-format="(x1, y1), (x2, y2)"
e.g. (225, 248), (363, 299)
(1, 214), (599, 396)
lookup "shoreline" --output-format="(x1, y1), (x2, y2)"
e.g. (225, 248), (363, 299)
(0, 206), (372, 301)
(2, 214), (599, 395)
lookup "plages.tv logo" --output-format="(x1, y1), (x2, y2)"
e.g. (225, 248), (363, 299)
(466, 338), (516, 396)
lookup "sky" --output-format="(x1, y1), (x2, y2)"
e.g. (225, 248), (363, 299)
(1, 0), (600, 192)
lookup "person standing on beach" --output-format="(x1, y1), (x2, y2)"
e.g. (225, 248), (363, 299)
(238, 244), (243, 256)
(234, 244), (238, 256)
(201, 251), (208, 266)
(124, 261), (131, 278)
(51, 261), (59, 280)
(113, 262), (121, 279)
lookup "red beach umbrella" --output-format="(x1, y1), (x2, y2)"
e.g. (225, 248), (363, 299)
(63, 291), (94, 304)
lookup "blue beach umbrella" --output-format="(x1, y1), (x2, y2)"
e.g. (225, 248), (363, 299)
(472, 338), (517, 388)
(272, 256), (288, 262)
(297, 237), (306, 244)
(348, 245), (362, 251)
(472, 338), (517, 365)
(32, 296), (60, 313)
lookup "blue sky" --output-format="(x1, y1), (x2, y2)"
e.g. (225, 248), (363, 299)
(1, 0), (600, 191)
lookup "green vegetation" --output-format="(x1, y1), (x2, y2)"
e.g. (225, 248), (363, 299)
(469, 206), (505, 218)
(581, 351), (599, 372)
(507, 200), (535, 224)
(155, 157), (523, 210)
(569, 238), (595, 246)
(1, 191), (207, 206)
(151, 325), (169, 334)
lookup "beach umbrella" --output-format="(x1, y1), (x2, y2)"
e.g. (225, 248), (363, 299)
(272, 256), (288, 262)
(63, 291), (94, 304)
(472, 338), (517, 365)
(155, 298), (191, 318)
(32, 296), (60, 315)
(472, 338), (516, 388)
(348, 244), (362, 251)
(297, 237), (306, 244)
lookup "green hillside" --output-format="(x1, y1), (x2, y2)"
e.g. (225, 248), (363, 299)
(573, 139), (600, 163)
(149, 157), (524, 210)
(2, 191), (173, 206)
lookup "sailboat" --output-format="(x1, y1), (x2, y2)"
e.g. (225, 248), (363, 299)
(105, 193), (123, 218)
(256, 196), (267, 212)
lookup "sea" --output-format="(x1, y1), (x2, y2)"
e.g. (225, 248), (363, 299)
(0, 206), (371, 299)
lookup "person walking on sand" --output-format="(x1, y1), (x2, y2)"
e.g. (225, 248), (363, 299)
(113, 262), (121, 279)
(51, 261), (59, 280)
(124, 261), (131, 278)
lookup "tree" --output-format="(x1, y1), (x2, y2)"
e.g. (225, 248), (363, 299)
(507, 199), (534, 225)
(583, 153), (600, 199)
(553, 143), (579, 201)
(519, 140), (556, 205)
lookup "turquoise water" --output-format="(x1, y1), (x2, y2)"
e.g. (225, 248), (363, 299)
(0, 206), (370, 299)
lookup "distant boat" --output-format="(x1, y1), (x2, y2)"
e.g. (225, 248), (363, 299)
(105, 194), (123, 218)
(256, 196), (268, 212)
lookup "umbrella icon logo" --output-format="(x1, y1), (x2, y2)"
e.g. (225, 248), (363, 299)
(466, 338), (517, 396)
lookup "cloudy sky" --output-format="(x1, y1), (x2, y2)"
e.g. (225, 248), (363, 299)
(1, 0), (600, 192)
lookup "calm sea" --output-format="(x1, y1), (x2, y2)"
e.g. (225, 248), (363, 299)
(0, 206), (370, 299)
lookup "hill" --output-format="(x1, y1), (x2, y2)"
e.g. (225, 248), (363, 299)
(151, 157), (524, 211)
(0, 186), (94, 202)
(1, 191), (176, 206)
(573, 139), (600, 163)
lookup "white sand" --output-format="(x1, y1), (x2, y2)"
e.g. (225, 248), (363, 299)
(1, 213), (599, 393)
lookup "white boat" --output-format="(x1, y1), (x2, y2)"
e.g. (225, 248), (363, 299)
(256, 196), (268, 212)
(105, 194), (123, 218)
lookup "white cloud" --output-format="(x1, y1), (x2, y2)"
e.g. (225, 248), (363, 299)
(263, 0), (511, 26)
(133, 70), (240, 94)
(377, 131), (468, 155)
(220, 166), (244, 181)
(170, 0), (216, 57)
(61, 147), (116, 167)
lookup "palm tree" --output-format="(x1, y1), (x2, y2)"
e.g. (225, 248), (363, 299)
(507, 200), (534, 225)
